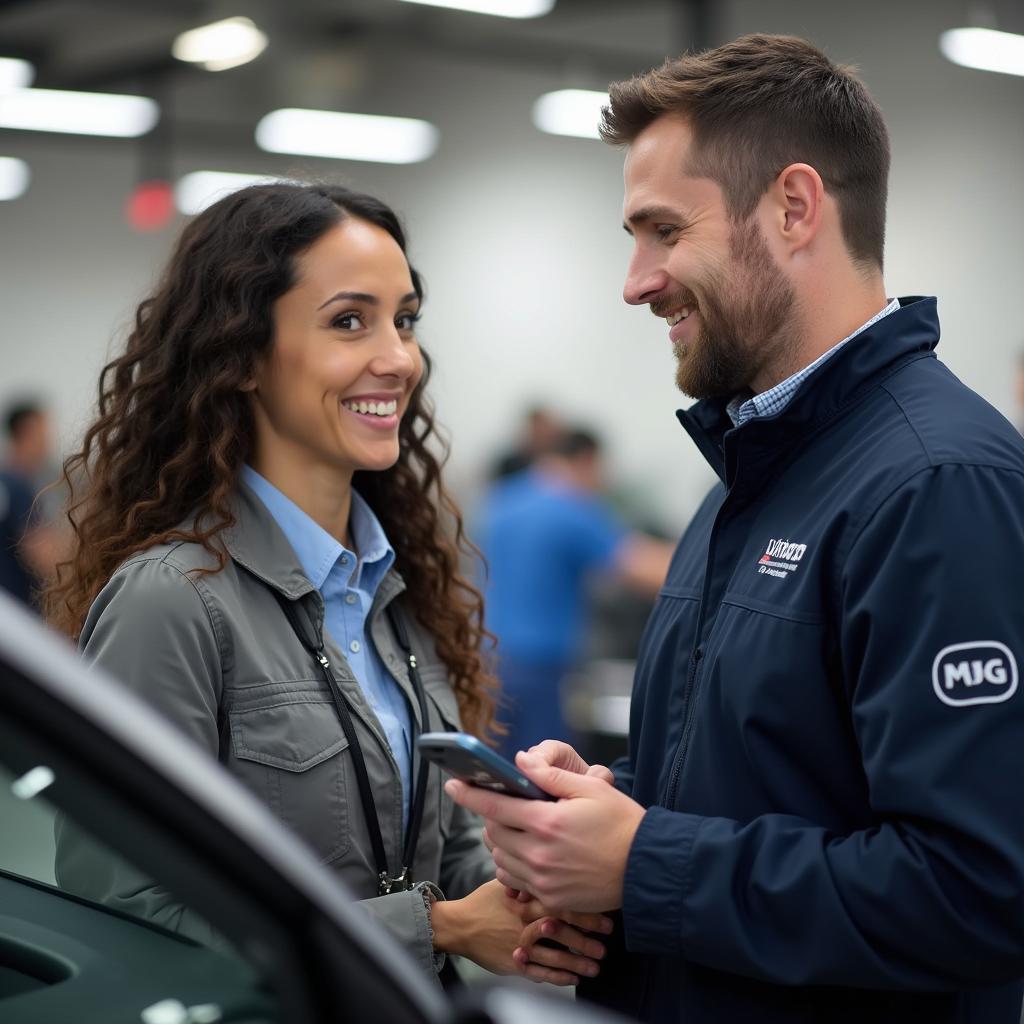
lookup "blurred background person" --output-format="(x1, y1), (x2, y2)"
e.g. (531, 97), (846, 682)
(477, 426), (673, 760)
(0, 400), (63, 607)
(488, 404), (566, 481)
(0, 461), (37, 607)
(4, 401), (58, 497)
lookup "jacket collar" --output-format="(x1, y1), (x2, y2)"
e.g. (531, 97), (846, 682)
(222, 481), (317, 599)
(222, 481), (405, 606)
(676, 295), (940, 490)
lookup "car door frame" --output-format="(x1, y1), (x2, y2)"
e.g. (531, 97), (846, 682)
(0, 592), (447, 1024)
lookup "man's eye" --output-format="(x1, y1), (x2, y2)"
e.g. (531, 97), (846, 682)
(656, 224), (678, 241)
(331, 312), (365, 331)
(396, 312), (421, 331)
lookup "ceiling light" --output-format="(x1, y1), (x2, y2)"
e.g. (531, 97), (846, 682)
(940, 27), (1024, 77)
(256, 109), (439, 164)
(172, 16), (268, 72)
(0, 156), (30, 200)
(0, 88), (158, 137)
(175, 170), (288, 215)
(532, 89), (609, 139)
(0, 57), (34, 94)
(397, 0), (555, 16)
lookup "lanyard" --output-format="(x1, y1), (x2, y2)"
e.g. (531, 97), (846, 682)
(274, 591), (432, 896)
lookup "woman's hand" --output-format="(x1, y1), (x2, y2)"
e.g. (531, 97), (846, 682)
(430, 879), (611, 986)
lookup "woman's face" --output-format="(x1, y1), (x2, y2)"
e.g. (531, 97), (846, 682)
(248, 216), (423, 484)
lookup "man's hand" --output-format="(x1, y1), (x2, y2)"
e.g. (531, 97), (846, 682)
(446, 747), (646, 912)
(522, 740), (615, 784)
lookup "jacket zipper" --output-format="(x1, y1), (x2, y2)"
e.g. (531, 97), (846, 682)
(663, 505), (723, 809)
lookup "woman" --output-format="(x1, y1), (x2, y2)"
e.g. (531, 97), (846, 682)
(46, 182), (609, 986)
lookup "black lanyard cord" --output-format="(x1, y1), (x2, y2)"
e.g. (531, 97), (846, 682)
(389, 606), (433, 882)
(273, 591), (431, 896)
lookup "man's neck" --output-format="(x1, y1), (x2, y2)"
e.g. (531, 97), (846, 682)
(751, 273), (888, 394)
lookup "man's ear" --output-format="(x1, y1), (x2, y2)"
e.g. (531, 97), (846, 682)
(769, 162), (824, 254)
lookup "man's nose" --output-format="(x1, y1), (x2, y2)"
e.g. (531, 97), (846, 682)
(623, 252), (669, 306)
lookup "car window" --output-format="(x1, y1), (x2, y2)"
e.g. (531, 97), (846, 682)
(0, 594), (446, 1024)
(0, 757), (281, 1024)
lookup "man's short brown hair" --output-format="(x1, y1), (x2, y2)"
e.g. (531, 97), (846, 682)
(601, 34), (890, 270)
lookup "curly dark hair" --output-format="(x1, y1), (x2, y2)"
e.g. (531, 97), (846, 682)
(44, 182), (498, 739)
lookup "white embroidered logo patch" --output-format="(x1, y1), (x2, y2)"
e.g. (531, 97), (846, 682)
(756, 538), (808, 580)
(932, 642), (1018, 707)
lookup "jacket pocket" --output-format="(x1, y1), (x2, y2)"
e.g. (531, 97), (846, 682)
(228, 691), (351, 863)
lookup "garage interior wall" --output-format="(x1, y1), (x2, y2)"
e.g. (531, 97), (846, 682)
(1, 0), (1022, 539)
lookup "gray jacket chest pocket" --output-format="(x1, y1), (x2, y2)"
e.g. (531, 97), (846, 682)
(228, 691), (351, 863)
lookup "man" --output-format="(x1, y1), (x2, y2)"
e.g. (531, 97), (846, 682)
(478, 427), (670, 759)
(449, 34), (1024, 1023)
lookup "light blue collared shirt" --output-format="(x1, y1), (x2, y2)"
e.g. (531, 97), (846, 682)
(727, 297), (901, 426)
(241, 465), (413, 831)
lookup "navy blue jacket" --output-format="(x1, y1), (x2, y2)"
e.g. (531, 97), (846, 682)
(581, 298), (1024, 1022)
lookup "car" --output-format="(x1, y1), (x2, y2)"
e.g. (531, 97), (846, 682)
(0, 592), (627, 1024)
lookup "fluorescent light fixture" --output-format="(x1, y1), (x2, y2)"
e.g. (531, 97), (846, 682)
(532, 88), (609, 139)
(172, 16), (268, 72)
(175, 170), (289, 215)
(0, 56), (34, 94)
(0, 157), (30, 200)
(0, 88), (158, 137)
(256, 108), (439, 164)
(397, 0), (555, 16)
(940, 26), (1024, 77)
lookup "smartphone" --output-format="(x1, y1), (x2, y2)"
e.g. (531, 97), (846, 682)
(417, 732), (554, 800)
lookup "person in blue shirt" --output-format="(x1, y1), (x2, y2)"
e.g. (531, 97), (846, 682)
(450, 34), (1024, 1023)
(46, 183), (611, 987)
(0, 467), (36, 606)
(0, 401), (62, 608)
(478, 428), (670, 759)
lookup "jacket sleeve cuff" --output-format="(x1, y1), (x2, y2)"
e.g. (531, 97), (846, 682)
(416, 881), (447, 974)
(622, 806), (702, 955)
(354, 883), (446, 979)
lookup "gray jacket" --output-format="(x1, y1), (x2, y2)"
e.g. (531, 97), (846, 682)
(56, 483), (494, 978)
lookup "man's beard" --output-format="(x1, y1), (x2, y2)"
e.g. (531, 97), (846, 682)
(669, 218), (797, 401)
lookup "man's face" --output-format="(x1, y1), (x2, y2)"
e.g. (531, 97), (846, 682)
(622, 115), (797, 400)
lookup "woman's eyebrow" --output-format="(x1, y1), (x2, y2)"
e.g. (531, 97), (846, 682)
(317, 290), (419, 310)
(318, 290), (377, 310)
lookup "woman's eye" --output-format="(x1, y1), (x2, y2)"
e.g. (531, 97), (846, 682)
(331, 311), (365, 331)
(396, 312), (421, 332)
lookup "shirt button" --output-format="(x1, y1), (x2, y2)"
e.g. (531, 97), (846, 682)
(340, 555), (349, 566)
(350, 640), (361, 654)
(345, 594), (357, 605)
